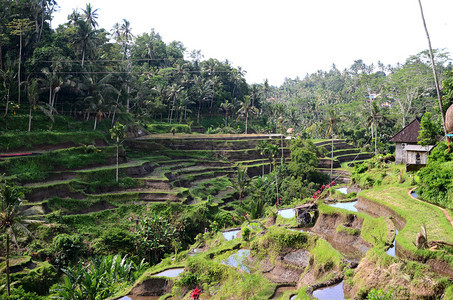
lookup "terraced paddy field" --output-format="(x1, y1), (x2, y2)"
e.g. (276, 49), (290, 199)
(2, 132), (452, 299)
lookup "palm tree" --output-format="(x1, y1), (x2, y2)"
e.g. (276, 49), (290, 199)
(112, 19), (134, 61)
(166, 83), (183, 124)
(110, 122), (126, 183)
(367, 101), (384, 156)
(232, 165), (249, 202)
(237, 96), (259, 134)
(73, 19), (98, 67)
(192, 75), (211, 124)
(0, 183), (40, 296)
(220, 99), (234, 129)
(81, 73), (118, 130)
(266, 143), (280, 204)
(67, 9), (81, 26)
(417, 0), (447, 136)
(231, 67), (245, 99)
(321, 108), (341, 180)
(257, 140), (268, 176)
(7, 18), (34, 105)
(82, 3), (99, 29)
(39, 65), (64, 115)
(249, 84), (262, 108)
(0, 60), (17, 117)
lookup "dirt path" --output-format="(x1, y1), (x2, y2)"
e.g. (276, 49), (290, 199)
(408, 188), (453, 228)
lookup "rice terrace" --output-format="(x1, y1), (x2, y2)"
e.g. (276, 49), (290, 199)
(1, 1), (453, 299)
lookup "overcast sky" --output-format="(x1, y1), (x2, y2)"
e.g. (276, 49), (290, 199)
(52, 0), (453, 86)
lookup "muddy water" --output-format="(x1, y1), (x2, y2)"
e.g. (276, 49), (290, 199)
(223, 229), (241, 241)
(153, 268), (184, 278)
(336, 187), (348, 194)
(312, 280), (344, 300)
(223, 249), (250, 273)
(328, 200), (358, 212)
(385, 227), (398, 257)
(278, 208), (296, 218)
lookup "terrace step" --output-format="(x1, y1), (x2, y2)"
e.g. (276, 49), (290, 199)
(336, 153), (373, 163)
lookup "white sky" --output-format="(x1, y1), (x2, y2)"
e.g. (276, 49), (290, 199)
(52, 0), (453, 86)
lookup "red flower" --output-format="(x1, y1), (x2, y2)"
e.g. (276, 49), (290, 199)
(190, 286), (201, 299)
(321, 184), (325, 190)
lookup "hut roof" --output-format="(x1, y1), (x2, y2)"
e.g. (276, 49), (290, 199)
(389, 118), (421, 143)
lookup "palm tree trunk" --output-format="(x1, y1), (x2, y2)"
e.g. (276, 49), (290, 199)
(28, 105), (32, 132)
(274, 160), (279, 204)
(374, 125), (377, 156)
(4, 86), (10, 117)
(245, 113), (248, 134)
(197, 100), (201, 124)
(6, 234), (10, 296)
(330, 136), (334, 180)
(225, 111), (228, 129)
(116, 141), (119, 182)
(18, 34), (22, 105)
(418, 0), (447, 136)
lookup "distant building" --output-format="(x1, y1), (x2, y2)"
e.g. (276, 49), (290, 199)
(389, 118), (434, 171)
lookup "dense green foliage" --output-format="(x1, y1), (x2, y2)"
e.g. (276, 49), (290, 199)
(51, 254), (148, 300)
(418, 142), (453, 209)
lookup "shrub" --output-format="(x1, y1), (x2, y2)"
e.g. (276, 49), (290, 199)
(51, 234), (85, 267)
(19, 262), (58, 295)
(366, 288), (393, 300)
(242, 227), (251, 241)
(1, 286), (45, 300)
(92, 227), (135, 255)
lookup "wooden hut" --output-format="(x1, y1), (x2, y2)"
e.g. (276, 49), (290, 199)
(389, 118), (434, 170)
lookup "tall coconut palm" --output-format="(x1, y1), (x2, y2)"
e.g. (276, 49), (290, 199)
(0, 60), (17, 117)
(237, 96), (259, 134)
(367, 101), (384, 156)
(81, 73), (118, 130)
(110, 122), (126, 183)
(417, 0), (446, 136)
(266, 143), (280, 203)
(257, 140), (268, 176)
(73, 19), (98, 67)
(166, 83), (183, 124)
(321, 108), (341, 180)
(7, 18), (34, 105)
(0, 183), (40, 296)
(82, 3), (99, 29)
(220, 99), (234, 129)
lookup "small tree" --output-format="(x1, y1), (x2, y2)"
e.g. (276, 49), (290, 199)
(110, 122), (126, 182)
(418, 112), (442, 146)
(0, 183), (40, 296)
(136, 215), (176, 263)
(232, 165), (249, 202)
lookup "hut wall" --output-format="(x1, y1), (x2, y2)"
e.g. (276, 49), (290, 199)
(395, 143), (406, 164)
(406, 151), (428, 165)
